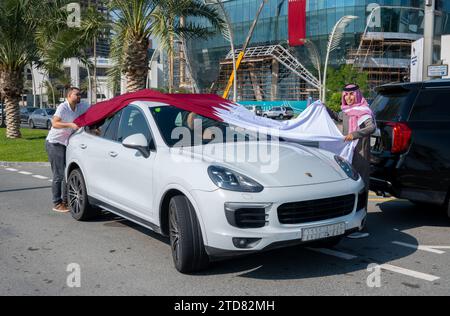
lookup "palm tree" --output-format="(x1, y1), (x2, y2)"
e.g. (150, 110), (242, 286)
(0, 0), (73, 139)
(150, 0), (226, 93)
(44, 4), (109, 105)
(108, 0), (159, 93)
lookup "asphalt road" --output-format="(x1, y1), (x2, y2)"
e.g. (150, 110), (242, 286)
(1, 164), (449, 296)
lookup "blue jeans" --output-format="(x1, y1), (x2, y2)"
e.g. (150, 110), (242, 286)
(45, 141), (67, 206)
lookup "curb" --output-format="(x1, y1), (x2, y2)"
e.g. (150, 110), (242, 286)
(0, 161), (50, 167)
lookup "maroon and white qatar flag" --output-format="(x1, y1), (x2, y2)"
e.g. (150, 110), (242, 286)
(288, 0), (307, 47)
(74, 89), (357, 161)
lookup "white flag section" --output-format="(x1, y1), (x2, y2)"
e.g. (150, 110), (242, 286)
(215, 101), (358, 162)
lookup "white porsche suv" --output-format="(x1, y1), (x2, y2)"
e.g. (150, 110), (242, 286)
(66, 101), (367, 273)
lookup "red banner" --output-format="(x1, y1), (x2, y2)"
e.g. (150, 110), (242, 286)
(288, 0), (307, 46)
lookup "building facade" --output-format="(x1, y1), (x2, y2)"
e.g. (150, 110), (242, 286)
(186, 0), (450, 101)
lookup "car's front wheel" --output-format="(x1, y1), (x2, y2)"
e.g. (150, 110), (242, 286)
(29, 120), (35, 129)
(67, 169), (101, 221)
(169, 195), (209, 273)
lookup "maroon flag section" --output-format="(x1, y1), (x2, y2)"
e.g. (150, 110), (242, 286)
(288, 0), (307, 47)
(74, 89), (232, 127)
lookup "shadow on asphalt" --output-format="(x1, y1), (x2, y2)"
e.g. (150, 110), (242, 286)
(91, 212), (170, 246)
(0, 186), (52, 194)
(91, 199), (449, 279)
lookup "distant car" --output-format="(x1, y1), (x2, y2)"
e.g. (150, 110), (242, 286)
(263, 106), (294, 120)
(370, 80), (450, 218)
(245, 105), (263, 116)
(28, 108), (56, 130)
(20, 107), (38, 124)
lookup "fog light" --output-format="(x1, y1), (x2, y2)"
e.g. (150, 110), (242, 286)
(232, 238), (262, 249)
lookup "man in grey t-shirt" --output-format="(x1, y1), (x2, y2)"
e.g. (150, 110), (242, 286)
(45, 87), (89, 213)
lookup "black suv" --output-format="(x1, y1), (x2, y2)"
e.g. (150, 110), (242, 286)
(370, 80), (450, 217)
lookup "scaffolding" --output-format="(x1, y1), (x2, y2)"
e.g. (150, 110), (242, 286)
(212, 45), (320, 101)
(348, 33), (413, 93)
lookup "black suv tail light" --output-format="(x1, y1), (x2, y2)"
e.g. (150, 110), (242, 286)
(386, 122), (412, 154)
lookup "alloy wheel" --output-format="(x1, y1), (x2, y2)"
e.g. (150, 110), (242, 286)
(169, 205), (181, 264)
(68, 173), (85, 216)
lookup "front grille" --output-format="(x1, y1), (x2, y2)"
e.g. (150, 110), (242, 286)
(278, 195), (356, 225)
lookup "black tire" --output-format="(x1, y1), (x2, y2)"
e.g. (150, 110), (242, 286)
(47, 120), (52, 130)
(309, 236), (344, 249)
(67, 169), (100, 221)
(279, 114), (284, 120)
(169, 195), (209, 273)
(29, 120), (35, 129)
(263, 114), (268, 118)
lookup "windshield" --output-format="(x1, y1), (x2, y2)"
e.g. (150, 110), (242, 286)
(45, 109), (56, 116)
(150, 106), (275, 147)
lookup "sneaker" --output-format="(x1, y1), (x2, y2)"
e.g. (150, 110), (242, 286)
(52, 203), (69, 213)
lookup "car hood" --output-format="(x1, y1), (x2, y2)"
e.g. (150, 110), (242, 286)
(179, 141), (348, 188)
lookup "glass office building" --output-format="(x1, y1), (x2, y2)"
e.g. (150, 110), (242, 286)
(186, 0), (450, 99)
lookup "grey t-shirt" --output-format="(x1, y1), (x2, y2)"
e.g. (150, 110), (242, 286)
(46, 100), (89, 146)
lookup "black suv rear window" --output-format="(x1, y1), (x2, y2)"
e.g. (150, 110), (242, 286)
(370, 90), (415, 122)
(409, 89), (450, 122)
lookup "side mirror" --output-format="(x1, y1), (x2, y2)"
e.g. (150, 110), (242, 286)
(122, 134), (151, 158)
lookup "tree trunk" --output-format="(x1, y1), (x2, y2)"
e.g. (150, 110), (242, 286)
(0, 69), (23, 139)
(124, 37), (150, 93)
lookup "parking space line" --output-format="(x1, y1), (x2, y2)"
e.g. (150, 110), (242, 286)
(308, 247), (441, 282)
(32, 175), (49, 180)
(379, 264), (440, 282)
(392, 241), (446, 255)
(5, 168), (18, 172)
(307, 248), (358, 260)
(18, 171), (33, 175)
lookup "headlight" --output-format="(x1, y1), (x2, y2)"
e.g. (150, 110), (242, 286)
(208, 166), (264, 193)
(334, 156), (360, 181)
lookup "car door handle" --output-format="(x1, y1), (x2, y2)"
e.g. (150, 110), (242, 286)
(80, 144), (87, 149)
(109, 151), (119, 158)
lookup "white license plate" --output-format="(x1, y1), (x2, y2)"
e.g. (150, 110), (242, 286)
(302, 223), (346, 242)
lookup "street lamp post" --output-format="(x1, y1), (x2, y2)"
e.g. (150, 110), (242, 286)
(355, 5), (425, 68)
(322, 15), (358, 103)
(215, 0), (238, 102)
(423, 0), (436, 80)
